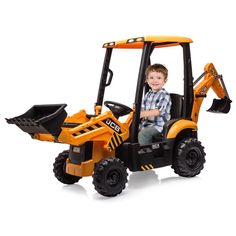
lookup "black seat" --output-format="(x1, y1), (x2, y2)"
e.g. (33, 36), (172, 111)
(169, 93), (183, 119)
(162, 93), (183, 138)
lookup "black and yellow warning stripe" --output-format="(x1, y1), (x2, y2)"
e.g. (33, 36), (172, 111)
(108, 132), (123, 150)
(72, 124), (101, 136)
(140, 164), (154, 171)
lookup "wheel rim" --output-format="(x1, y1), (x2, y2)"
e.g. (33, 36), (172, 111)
(186, 148), (202, 169)
(107, 169), (122, 187)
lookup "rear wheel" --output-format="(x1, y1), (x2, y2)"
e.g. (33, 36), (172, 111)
(92, 158), (128, 197)
(172, 138), (206, 177)
(53, 150), (81, 184)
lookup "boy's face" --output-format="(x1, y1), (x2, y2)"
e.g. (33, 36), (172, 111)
(146, 71), (166, 92)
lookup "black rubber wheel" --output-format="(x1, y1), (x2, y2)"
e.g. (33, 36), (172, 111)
(92, 158), (128, 197)
(53, 150), (81, 184)
(172, 138), (206, 177)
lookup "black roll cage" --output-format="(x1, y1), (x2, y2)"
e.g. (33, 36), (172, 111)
(96, 42), (194, 143)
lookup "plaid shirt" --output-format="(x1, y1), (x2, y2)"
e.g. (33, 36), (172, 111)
(140, 88), (172, 133)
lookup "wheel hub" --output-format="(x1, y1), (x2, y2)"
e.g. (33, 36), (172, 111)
(186, 148), (202, 169)
(107, 170), (121, 186)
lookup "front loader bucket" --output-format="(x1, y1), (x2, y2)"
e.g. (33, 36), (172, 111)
(207, 97), (232, 113)
(6, 104), (67, 136)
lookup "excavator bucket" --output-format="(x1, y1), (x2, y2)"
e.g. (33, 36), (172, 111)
(207, 97), (232, 113)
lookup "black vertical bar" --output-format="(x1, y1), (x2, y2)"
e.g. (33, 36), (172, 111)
(144, 46), (155, 94)
(130, 42), (152, 143)
(96, 48), (113, 106)
(181, 43), (194, 118)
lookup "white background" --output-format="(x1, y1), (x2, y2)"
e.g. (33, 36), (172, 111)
(0, 0), (235, 235)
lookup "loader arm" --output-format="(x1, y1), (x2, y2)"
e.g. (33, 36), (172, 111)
(191, 63), (231, 123)
(58, 110), (132, 149)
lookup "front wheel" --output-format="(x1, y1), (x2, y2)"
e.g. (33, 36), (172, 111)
(172, 138), (206, 177)
(53, 150), (81, 184)
(92, 158), (128, 197)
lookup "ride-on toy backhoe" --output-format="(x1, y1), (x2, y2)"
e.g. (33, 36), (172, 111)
(7, 36), (232, 197)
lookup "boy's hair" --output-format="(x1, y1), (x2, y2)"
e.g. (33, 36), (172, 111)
(145, 64), (168, 80)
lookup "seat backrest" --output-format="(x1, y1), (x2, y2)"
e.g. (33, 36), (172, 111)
(170, 93), (183, 119)
(161, 93), (183, 138)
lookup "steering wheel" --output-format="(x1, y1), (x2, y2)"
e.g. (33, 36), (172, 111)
(104, 101), (133, 118)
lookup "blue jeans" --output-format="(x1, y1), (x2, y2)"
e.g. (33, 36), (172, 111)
(138, 127), (161, 145)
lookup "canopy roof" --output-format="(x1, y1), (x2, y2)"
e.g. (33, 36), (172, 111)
(103, 35), (193, 49)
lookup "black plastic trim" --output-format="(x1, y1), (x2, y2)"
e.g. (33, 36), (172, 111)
(181, 43), (194, 118)
(96, 48), (113, 107)
(130, 42), (152, 143)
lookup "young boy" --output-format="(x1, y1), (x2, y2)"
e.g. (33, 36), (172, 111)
(138, 64), (172, 145)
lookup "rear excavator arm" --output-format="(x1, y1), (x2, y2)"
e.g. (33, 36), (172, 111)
(191, 63), (232, 123)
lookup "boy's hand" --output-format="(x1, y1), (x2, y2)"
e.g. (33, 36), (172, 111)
(140, 109), (160, 118)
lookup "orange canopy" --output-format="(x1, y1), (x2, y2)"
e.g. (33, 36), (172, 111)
(103, 35), (193, 49)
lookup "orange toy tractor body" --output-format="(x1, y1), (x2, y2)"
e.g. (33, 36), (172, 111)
(7, 36), (231, 197)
